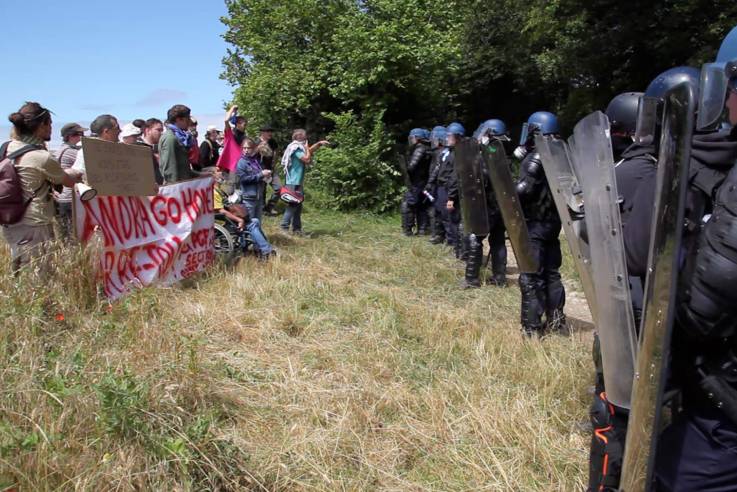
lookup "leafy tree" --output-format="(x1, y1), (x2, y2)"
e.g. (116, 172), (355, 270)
(222, 0), (737, 211)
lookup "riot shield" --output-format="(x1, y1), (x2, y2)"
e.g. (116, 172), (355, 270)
(620, 83), (696, 491)
(397, 154), (411, 187)
(455, 139), (490, 236)
(536, 134), (597, 324)
(568, 111), (637, 410)
(480, 141), (537, 273)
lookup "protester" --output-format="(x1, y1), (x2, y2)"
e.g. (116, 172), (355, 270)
(214, 172), (275, 260)
(2, 102), (83, 272)
(142, 118), (164, 148)
(159, 105), (198, 184)
(72, 114), (121, 175)
(140, 118), (164, 185)
(199, 125), (221, 168)
(236, 137), (271, 221)
(256, 124), (281, 215)
(120, 123), (141, 144)
(280, 129), (329, 234)
(53, 122), (87, 239)
(224, 106), (247, 146)
(217, 106), (246, 173)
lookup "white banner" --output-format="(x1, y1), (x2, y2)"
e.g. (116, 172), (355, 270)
(74, 177), (216, 300)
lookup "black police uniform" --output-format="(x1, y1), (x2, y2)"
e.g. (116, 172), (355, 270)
(516, 144), (566, 334)
(437, 147), (461, 248)
(587, 143), (658, 492)
(402, 141), (432, 235)
(464, 154), (508, 287)
(619, 128), (737, 490)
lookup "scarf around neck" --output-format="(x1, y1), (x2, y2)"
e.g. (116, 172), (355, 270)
(281, 140), (307, 173)
(167, 124), (194, 149)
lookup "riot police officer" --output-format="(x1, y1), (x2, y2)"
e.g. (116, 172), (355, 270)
(436, 122), (465, 253)
(605, 91), (643, 161)
(645, 28), (737, 490)
(515, 112), (566, 336)
(401, 128), (433, 236)
(462, 119), (510, 288)
(587, 67), (702, 492)
(427, 126), (447, 243)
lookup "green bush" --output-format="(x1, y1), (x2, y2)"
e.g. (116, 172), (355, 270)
(309, 110), (403, 213)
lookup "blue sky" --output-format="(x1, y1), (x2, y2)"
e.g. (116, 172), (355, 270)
(0, 0), (234, 148)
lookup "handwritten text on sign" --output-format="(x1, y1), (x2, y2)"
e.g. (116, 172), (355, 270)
(82, 137), (157, 196)
(75, 177), (216, 300)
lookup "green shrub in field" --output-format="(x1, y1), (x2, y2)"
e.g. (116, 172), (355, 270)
(311, 110), (403, 213)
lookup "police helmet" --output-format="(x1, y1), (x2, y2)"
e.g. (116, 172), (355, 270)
(446, 122), (466, 137)
(606, 92), (644, 135)
(519, 111), (558, 145)
(698, 26), (737, 130)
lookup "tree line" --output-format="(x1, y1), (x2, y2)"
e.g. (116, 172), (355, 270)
(221, 0), (737, 211)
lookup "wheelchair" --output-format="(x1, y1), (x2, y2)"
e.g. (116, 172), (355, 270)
(213, 212), (255, 257)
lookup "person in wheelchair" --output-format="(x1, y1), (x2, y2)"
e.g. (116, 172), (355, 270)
(213, 173), (276, 260)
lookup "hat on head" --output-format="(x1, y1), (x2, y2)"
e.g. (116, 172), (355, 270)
(120, 122), (142, 138)
(259, 124), (275, 132)
(190, 117), (198, 125)
(60, 122), (88, 138)
(206, 125), (218, 133)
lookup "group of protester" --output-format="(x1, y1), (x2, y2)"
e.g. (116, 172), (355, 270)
(398, 25), (737, 492)
(1, 101), (329, 271)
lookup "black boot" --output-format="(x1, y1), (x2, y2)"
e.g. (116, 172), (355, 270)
(400, 201), (415, 236)
(461, 234), (483, 289)
(416, 208), (430, 235)
(546, 309), (568, 335)
(488, 274), (508, 287)
(520, 273), (544, 337)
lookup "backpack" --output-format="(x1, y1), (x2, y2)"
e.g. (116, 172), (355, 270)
(0, 141), (43, 225)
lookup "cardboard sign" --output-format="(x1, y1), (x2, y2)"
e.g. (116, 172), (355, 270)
(82, 137), (157, 196)
(74, 176), (216, 300)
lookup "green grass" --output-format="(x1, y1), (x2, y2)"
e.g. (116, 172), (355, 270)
(0, 209), (593, 490)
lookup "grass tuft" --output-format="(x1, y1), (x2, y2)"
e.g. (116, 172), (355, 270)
(0, 210), (592, 490)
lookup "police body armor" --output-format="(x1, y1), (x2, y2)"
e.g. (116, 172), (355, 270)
(480, 140), (538, 273)
(568, 112), (638, 410)
(516, 151), (559, 223)
(621, 82), (697, 491)
(407, 143), (432, 187)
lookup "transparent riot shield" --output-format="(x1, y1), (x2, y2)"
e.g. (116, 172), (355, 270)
(536, 134), (597, 323)
(568, 111), (637, 410)
(480, 141), (538, 273)
(620, 82), (696, 491)
(455, 139), (490, 236)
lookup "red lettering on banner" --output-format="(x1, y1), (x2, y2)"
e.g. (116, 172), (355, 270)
(98, 197), (127, 246)
(117, 197), (134, 241)
(167, 197), (182, 224)
(77, 179), (215, 301)
(132, 197), (156, 239)
(181, 188), (197, 222)
(151, 196), (168, 226)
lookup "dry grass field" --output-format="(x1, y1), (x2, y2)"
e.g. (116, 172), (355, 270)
(0, 210), (594, 491)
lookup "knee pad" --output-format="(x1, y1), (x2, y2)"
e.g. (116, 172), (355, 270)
(588, 392), (626, 492)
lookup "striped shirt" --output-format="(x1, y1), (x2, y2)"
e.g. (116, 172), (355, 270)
(54, 143), (80, 203)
